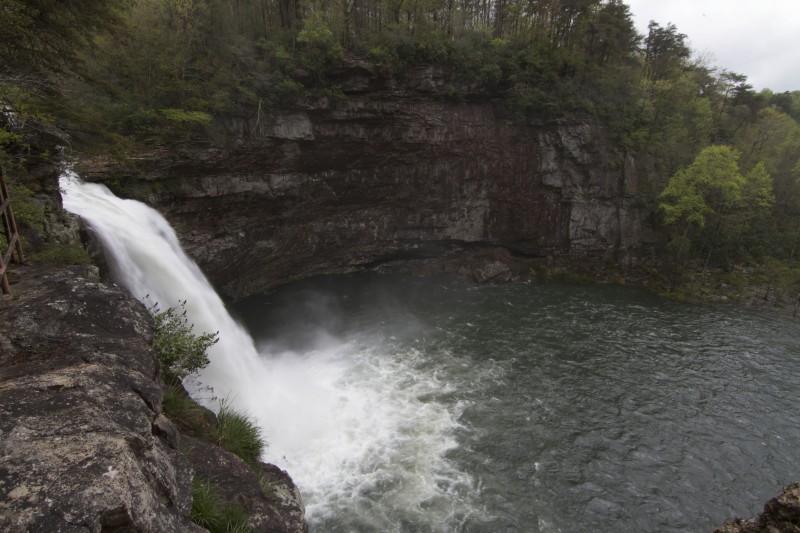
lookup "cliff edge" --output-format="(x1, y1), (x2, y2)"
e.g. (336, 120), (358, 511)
(0, 264), (306, 532)
(79, 58), (657, 299)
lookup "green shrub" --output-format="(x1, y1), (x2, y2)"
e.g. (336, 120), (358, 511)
(0, 127), (22, 147)
(31, 243), (92, 265)
(6, 180), (45, 233)
(367, 45), (401, 75)
(191, 478), (253, 533)
(213, 401), (265, 468)
(478, 63), (503, 87)
(161, 108), (213, 126)
(151, 301), (218, 381)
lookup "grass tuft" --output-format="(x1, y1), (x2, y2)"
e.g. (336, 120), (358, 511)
(191, 478), (253, 533)
(213, 401), (266, 468)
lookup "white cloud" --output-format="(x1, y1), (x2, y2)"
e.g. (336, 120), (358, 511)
(626, 0), (800, 92)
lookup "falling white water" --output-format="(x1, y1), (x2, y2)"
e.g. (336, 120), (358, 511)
(59, 171), (264, 412)
(60, 172), (479, 528)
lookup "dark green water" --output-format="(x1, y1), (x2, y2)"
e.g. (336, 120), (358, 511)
(233, 273), (800, 532)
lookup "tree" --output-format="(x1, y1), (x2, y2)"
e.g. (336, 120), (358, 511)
(151, 301), (219, 382)
(660, 145), (774, 268)
(581, 0), (639, 68)
(0, 0), (123, 77)
(661, 145), (743, 229)
(0, 0), (125, 162)
(642, 21), (690, 82)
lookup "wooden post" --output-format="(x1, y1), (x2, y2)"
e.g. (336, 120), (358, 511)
(0, 165), (25, 294)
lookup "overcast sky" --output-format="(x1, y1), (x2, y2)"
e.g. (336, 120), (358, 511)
(625, 0), (800, 93)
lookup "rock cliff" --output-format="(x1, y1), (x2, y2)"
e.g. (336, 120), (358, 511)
(0, 265), (306, 532)
(81, 59), (654, 299)
(715, 483), (800, 533)
(0, 265), (199, 531)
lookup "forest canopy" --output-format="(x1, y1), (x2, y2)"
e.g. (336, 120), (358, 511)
(1, 0), (799, 287)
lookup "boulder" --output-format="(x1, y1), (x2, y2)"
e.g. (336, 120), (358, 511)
(183, 436), (307, 532)
(716, 483), (800, 533)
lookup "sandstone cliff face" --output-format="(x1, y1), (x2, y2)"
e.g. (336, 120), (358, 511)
(0, 266), (200, 531)
(82, 61), (653, 298)
(0, 265), (307, 532)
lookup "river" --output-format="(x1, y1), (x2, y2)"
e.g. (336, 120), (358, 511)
(61, 175), (800, 532)
(232, 273), (800, 532)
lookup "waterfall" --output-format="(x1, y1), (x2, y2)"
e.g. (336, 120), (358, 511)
(59, 171), (265, 412)
(59, 172), (478, 528)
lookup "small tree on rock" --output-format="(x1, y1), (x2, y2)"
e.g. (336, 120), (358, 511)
(151, 300), (218, 382)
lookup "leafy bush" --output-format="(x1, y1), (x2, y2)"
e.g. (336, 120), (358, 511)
(0, 127), (22, 147)
(266, 76), (303, 108)
(151, 301), (218, 381)
(478, 63), (503, 87)
(191, 478), (253, 533)
(366, 45), (402, 75)
(295, 19), (344, 83)
(6, 180), (45, 234)
(161, 108), (213, 126)
(30, 243), (92, 265)
(213, 401), (265, 468)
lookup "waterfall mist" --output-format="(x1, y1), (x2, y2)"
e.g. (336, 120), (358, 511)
(59, 173), (479, 528)
(59, 173), (800, 530)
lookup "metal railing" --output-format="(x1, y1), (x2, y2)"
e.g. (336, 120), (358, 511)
(0, 166), (25, 294)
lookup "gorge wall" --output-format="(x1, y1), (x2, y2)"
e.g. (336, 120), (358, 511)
(81, 60), (655, 299)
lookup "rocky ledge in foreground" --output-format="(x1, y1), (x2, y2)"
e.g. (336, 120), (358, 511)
(0, 265), (306, 531)
(716, 483), (800, 533)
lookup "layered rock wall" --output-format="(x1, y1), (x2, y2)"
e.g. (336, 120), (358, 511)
(82, 63), (654, 298)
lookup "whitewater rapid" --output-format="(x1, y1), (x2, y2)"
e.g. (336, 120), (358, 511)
(59, 173), (478, 527)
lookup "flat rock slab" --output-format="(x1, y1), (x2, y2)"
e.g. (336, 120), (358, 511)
(0, 265), (200, 531)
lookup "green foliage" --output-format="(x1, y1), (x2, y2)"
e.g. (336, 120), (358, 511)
(0, 1), (124, 156)
(161, 109), (213, 126)
(0, 128), (22, 147)
(659, 145), (777, 270)
(0, 0), (123, 76)
(642, 22), (690, 82)
(5, 180), (45, 234)
(213, 402), (265, 469)
(660, 145), (745, 229)
(743, 162), (775, 209)
(297, 20), (340, 55)
(191, 478), (253, 533)
(30, 244), (92, 266)
(366, 45), (403, 75)
(157, 108), (214, 139)
(151, 301), (218, 381)
(6, 0), (800, 282)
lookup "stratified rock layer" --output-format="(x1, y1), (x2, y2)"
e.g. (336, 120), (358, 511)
(81, 61), (655, 299)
